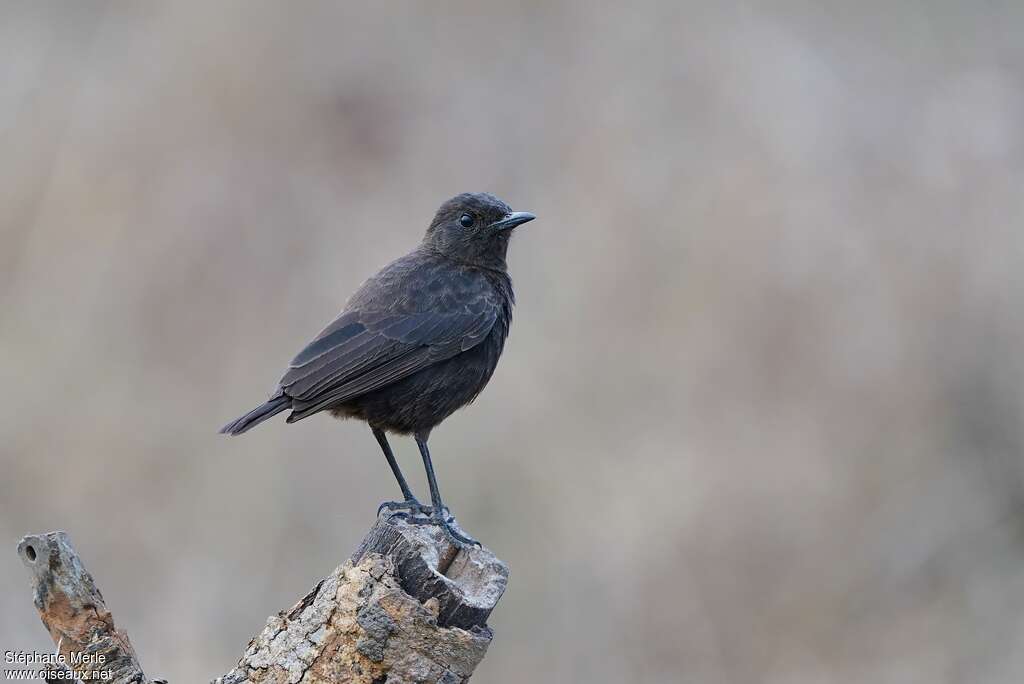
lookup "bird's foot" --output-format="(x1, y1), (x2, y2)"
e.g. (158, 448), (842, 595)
(377, 498), (434, 523)
(397, 507), (481, 544)
(393, 505), (457, 525)
(379, 500), (478, 546)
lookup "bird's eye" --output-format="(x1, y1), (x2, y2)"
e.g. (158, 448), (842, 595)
(459, 214), (474, 228)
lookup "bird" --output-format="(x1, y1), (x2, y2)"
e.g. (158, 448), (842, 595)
(220, 192), (536, 545)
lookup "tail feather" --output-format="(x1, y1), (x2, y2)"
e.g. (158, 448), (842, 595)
(219, 395), (290, 435)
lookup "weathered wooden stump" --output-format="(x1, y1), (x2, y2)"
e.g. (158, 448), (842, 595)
(18, 510), (509, 684)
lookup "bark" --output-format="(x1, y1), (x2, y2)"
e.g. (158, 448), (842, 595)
(17, 511), (509, 684)
(17, 531), (152, 684)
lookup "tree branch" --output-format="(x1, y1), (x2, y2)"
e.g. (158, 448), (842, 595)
(18, 511), (509, 684)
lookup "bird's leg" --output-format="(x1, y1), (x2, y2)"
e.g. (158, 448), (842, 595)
(372, 427), (431, 520)
(415, 432), (479, 547)
(373, 427), (417, 502)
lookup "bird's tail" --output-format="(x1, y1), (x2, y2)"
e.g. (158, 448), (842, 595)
(219, 394), (290, 435)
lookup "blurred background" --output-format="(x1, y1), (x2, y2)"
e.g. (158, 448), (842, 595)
(2, 1), (1023, 682)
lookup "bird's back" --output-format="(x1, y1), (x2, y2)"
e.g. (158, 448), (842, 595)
(345, 248), (507, 315)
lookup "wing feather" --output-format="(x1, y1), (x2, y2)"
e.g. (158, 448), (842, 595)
(279, 308), (496, 411)
(275, 252), (502, 421)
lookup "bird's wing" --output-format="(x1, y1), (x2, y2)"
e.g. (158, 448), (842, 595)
(279, 305), (497, 417)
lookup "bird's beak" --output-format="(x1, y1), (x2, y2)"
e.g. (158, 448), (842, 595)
(490, 211), (536, 231)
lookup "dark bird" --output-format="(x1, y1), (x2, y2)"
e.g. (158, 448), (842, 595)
(220, 192), (536, 545)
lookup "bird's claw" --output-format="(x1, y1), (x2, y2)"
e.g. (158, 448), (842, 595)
(378, 499), (433, 522)
(378, 498), (422, 513)
(395, 507), (457, 526)
(380, 501), (478, 547)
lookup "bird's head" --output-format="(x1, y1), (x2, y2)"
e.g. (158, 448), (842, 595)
(423, 192), (535, 270)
